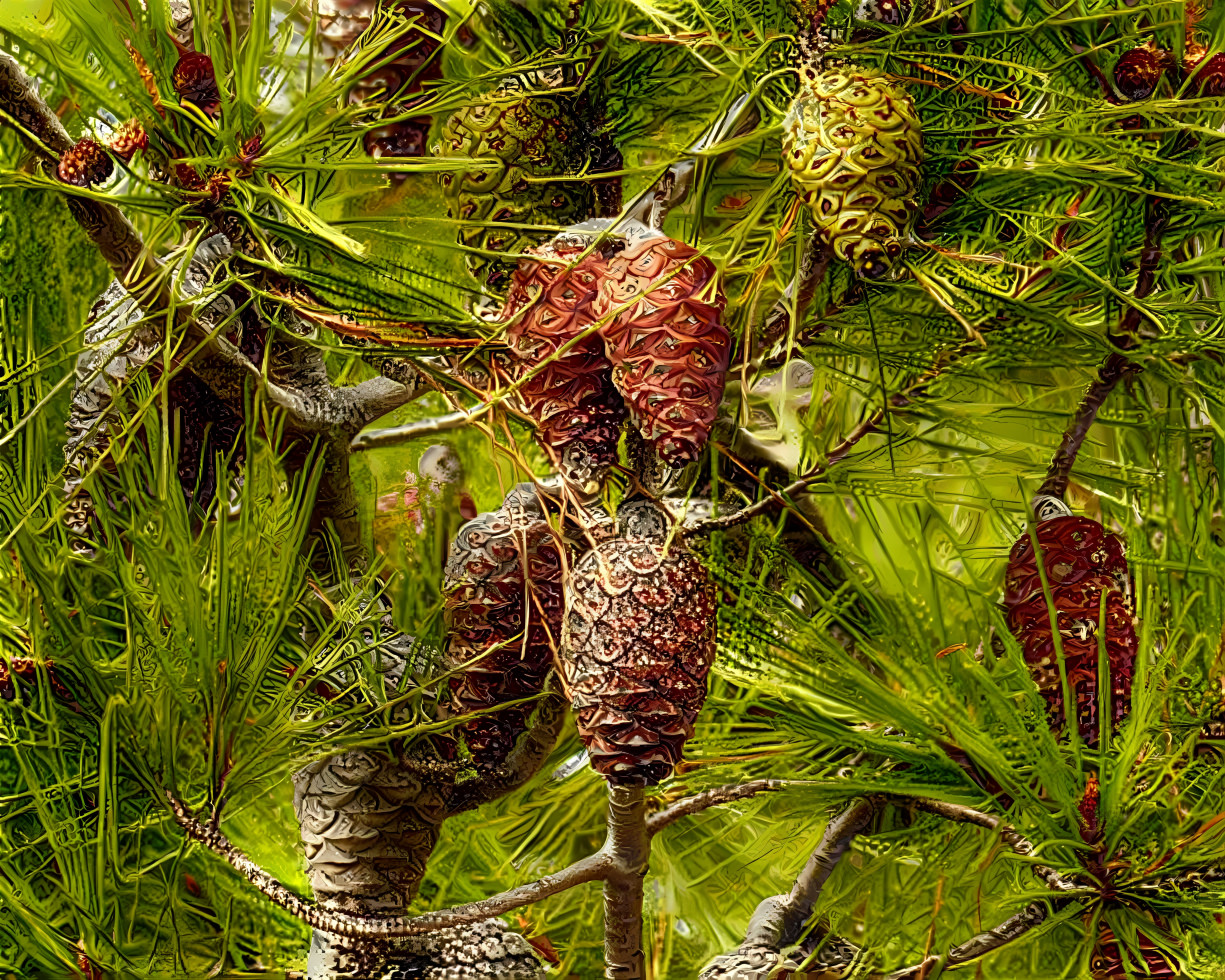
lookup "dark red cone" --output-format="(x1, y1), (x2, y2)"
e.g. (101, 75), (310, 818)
(1003, 515), (1138, 744)
(57, 140), (112, 187)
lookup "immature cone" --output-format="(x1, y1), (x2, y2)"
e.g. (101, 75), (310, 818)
(1114, 43), (1168, 101)
(597, 236), (731, 466)
(783, 65), (924, 278)
(173, 52), (220, 114)
(107, 119), (148, 162)
(437, 85), (619, 292)
(57, 140), (112, 187)
(1003, 508), (1138, 744)
(1187, 51), (1225, 98)
(443, 484), (567, 766)
(560, 501), (717, 785)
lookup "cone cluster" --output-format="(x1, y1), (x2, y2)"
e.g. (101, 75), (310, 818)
(1003, 515), (1138, 744)
(442, 484), (567, 766)
(560, 502), (717, 785)
(783, 65), (924, 278)
(499, 230), (730, 483)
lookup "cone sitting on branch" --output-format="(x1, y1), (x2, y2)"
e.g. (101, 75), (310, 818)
(1002, 497), (1138, 745)
(560, 500), (717, 785)
(496, 221), (730, 489)
(443, 483), (570, 767)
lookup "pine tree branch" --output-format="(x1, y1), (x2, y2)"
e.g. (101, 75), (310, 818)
(882, 902), (1054, 980)
(168, 791), (611, 939)
(688, 346), (967, 536)
(602, 785), (649, 980)
(351, 410), (474, 452)
(645, 779), (787, 835)
(1039, 196), (1169, 500)
(762, 236), (830, 344)
(903, 797), (1085, 894)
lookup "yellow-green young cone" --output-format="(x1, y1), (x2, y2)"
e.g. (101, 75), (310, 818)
(782, 65), (924, 278)
(437, 87), (611, 293)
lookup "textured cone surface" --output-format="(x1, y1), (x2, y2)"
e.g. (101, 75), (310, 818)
(596, 236), (730, 465)
(293, 749), (452, 912)
(437, 87), (618, 291)
(560, 503), (716, 784)
(57, 140), (112, 187)
(173, 52), (219, 113)
(1003, 515), (1137, 744)
(306, 917), (545, 980)
(782, 65), (923, 276)
(700, 938), (857, 979)
(499, 242), (627, 484)
(1114, 44), (1166, 101)
(106, 119), (148, 162)
(443, 484), (566, 765)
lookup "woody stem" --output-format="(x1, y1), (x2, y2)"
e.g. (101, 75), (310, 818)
(603, 785), (650, 979)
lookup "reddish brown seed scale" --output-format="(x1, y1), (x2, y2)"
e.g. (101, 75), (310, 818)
(1114, 44), (1167, 101)
(1003, 515), (1138, 745)
(107, 119), (148, 162)
(561, 517), (717, 785)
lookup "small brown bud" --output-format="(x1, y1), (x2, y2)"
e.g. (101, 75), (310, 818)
(57, 139), (113, 187)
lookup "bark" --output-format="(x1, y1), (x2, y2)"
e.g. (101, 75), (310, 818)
(601, 786), (650, 979)
(700, 798), (878, 979)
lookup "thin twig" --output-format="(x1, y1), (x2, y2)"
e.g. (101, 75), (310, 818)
(351, 411), (474, 452)
(646, 779), (787, 835)
(904, 797), (1084, 893)
(688, 346), (964, 537)
(883, 902), (1053, 980)
(168, 792), (609, 939)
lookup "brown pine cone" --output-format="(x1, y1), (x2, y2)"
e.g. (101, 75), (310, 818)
(107, 119), (148, 162)
(1003, 514), (1137, 744)
(1114, 43), (1170, 101)
(499, 241), (628, 487)
(443, 484), (567, 766)
(560, 500), (717, 785)
(596, 235), (730, 466)
(1187, 51), (1225, 97)
(57, 140), (112, 187)
(173, 52), (220, 115)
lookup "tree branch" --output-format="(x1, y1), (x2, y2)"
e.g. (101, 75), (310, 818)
(689, 331), (985, 537)
(762, 237), (830, 344)
(701, 797), (879, 979)
(168, 791), (610, 939)
(646, 779), (787, 835)
(902, 797), (1085, 894)
(603, 785), (649, 980)
(351, 410), (474, 452)
(882, 902), (1053, 980)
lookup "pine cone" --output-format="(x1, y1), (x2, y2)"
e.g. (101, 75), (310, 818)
(443, 484), (567, 766)
(107, 119), (148, 162)
(560, 500), (717, 785)
(783, 65), (924, 278)
(1114, 43), (1169, 101)
(173, 52), (219, 114)
(1187, 51), (1225, 98)
(1003, 515), (1138, 744)
(437, 86), (618, 291)
(57, 140), (112, 187)
(597, 236), (730, 466)
(499, 240), (627, 486)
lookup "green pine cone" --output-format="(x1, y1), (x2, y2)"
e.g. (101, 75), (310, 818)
(782, 65), (924, 279)
(437, 87), (606, 292)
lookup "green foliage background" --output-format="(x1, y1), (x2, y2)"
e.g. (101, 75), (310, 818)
(2, 0), (1225, 976)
